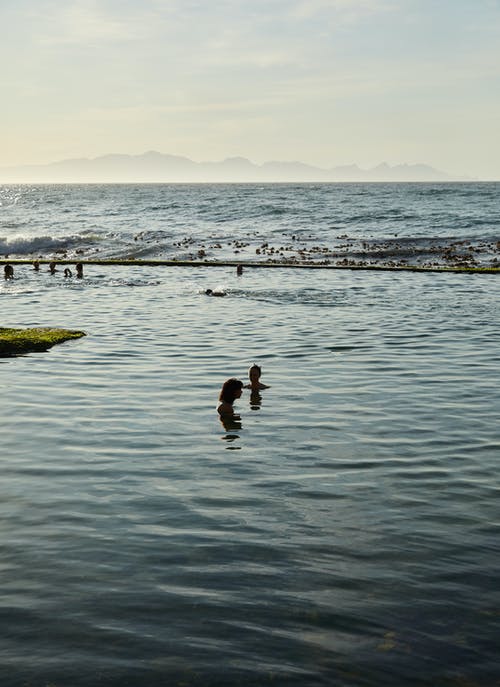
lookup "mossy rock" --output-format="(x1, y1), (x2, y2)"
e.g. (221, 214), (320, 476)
(0, 327), (86, 357)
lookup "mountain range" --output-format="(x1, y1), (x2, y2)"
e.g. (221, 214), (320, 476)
(0, 151), (469, 183)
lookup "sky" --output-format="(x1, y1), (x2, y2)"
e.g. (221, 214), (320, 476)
(1, 0), (500, 178)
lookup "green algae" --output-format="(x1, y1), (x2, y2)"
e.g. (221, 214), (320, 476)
(0, 327), (86, 357)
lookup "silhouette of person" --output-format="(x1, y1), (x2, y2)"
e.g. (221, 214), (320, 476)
(206, 288), (226, 297)
(217, 378), (243, 420)
(4, 264), (14, 280)
(244, 364), (269, 391)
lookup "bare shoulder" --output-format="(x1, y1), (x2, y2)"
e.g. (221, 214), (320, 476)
(217, 401), (234, 417)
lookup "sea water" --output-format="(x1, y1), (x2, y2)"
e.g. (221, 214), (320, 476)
(1, 184), (499, 686)
(1, 182), (500, 266)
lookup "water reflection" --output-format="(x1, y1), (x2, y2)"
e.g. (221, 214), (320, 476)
(220, 414), (243, 449)
(249, 390), (262, 410)
(220, 415), (242, 432)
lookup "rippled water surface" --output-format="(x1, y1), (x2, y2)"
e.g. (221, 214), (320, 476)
(1, 264), (499, 686)
(1, 182), (500, 266)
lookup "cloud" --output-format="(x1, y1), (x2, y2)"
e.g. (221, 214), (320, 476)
(290, 0), (395, 21)
(35, 0), (154, 45)
(80, 94), (294, 123)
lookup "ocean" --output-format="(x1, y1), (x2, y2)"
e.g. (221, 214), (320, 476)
(1, 182), (500, 268)
(1, 183), (499, 686)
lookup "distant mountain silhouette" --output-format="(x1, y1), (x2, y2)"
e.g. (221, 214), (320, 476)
(0, 151), (469, 183)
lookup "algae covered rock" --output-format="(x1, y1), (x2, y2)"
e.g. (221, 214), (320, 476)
(0, 327), (86, 356)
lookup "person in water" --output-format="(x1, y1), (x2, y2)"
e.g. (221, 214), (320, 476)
(244, 364), (269, 390)
(48, 261), (57, 274)
(76, 263), (83, 278)
(64, 268), (73, 277)
(4, 264), (14, 279)
(217, 378), (243, 418)
(206, 288), (226, 297)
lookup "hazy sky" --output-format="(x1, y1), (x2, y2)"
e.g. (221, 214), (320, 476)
(1, 0), (500, 178)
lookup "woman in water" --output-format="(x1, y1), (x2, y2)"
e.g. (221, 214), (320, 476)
(217, 378), (243, 418)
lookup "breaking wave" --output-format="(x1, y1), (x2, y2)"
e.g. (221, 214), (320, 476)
(0, 233), (99, 257)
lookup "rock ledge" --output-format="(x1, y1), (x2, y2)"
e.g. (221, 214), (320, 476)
(0, 327), (86, 356)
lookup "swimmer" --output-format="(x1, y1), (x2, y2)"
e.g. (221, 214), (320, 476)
(236, 265), (243, 276)
(75, 263), (83, 278)
(217, 378), (243, 418)
(4, 264), (14, 280)
(49, 261), (57, 274)
(33, 260), (40, 271)
(244, 364), (269, 390)
(64, 268), (73, 277)
(206, 288), (226, 297)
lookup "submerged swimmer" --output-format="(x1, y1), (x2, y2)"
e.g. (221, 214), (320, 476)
(64, 268), (73, 277)
(206, 288), (226, 297)
(48, 261), (57, 274)
(4, 264), (14, 280)
(217, 378), (243, 419)
(244, 364), (269, 391)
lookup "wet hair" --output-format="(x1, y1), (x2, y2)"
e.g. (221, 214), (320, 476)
(249, 364), (261, 377)
(219, 378), (243, 403)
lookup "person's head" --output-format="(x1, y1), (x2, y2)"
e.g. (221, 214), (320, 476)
(219, 378), (243, 403)
(205, 289), (213, 295)
(248, 364), (261, 384)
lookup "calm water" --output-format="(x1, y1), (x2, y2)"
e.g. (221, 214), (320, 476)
(1, 258), (499, 685)
(0, 185), (500, 687)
